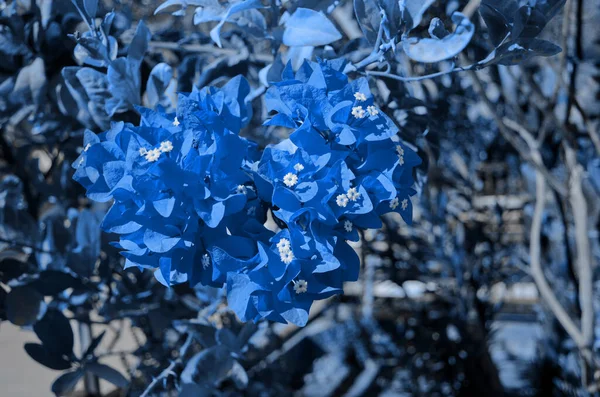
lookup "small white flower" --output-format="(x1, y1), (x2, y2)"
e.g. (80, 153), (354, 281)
(354, 92), (367, 102)
(344, 220), (353, 233)
(367, 106), (379, 116)
(346, 187), (361, 201)
(293, 279), (308, 294)
(139, 147), (148, 156)
(280, 250), (294, 264)
(283, 172), (298, 188)
(336, 194), (349, 207)
(398, 155), (405, 165)
(145, 148), (161, 162)
(237, 185), (247, 194)
(276, 238), (291, 253)
(84, 143), (91, 152)
(159, 141), (173, 153)
(390, 197), (399, 210)
(172, 117), (180, 127)
(401, 198), (409, 211)
(351, 106), (366, 119)
(293, 163), (304, 172)
(202, 254), (210, 269)
(396, 145), (405, 156)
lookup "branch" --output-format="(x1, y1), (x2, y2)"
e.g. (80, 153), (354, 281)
(529, 168), (585, 348)
(139, 333), (193, 397)
(565, 145), (595, 349)
(468, 70), (568, 196)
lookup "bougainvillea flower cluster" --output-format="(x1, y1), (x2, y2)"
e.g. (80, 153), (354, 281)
(74, 60), (421, 326)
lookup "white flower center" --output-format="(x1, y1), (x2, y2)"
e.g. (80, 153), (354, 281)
(276, 238), (291, 253)
(389, 197), (399, 210)
(367, 105), (379, 116)
(145, 148), (161, 162)
(280, 250), (294, 264)
(344, 220), (353, 233)
(346, 187), (361, 201)
(202, 254), (210, 269)
(354, 92), (367, 102)
(283, 172), (298, 187)
(159, 141), (173, 153)
(293, 279), (308, 294)
(336, 194), (349, 207)
(351, 106), (366, 119)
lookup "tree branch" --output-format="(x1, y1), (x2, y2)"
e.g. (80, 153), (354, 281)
(529, 168), (585, 348)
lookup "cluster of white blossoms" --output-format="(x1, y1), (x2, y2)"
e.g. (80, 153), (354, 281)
(336, 186), (362, 208)
(354, 92), (367, 101)
(293, 279), (308, 294)
(139, 140), (174, 162)
(283, 163), (304, 188)
(389, 197), (409, 211)
(396, 145), (405, 166)
(352, 92), (380, 119)
(351, 106), (366, 119)
(277, 238), (294, 264)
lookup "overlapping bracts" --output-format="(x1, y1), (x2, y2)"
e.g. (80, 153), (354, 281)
(74, 60), (421, 326)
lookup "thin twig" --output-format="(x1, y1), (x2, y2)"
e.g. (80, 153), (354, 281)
(139, 333), (194, 397)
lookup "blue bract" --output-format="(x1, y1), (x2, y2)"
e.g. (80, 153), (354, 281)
(74, 60), (421, 326)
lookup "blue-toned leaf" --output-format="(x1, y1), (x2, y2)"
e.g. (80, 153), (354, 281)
(83, 0), (98, 20)
(403, 12), (474, 63)
(83, 331), (106, 357)
(143, 228), (181, 253)
(32, 271), (84, 296)
(6, 286), (46, 326)
(145, 63), (173, 108)
(25, 343), (73, 370)
(52, 369), (84, 396)
(482, 38), (562, 66)
(283, 8), (342, 47)
(353, 0), (382, 44)
(479, 0), (516, 45)
(399, 0), (435, 31)
(181, 345), (234, 385)
(428, 17), (449, 39)
(209, 0), (265, 48)
(86, 362), (128, 388)
(128, 21), (151, 65)
(34, 309), (74, 358)
(106, 58), (141, 115)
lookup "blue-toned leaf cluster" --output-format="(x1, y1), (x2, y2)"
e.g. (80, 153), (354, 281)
(74, 60), (421, 326)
